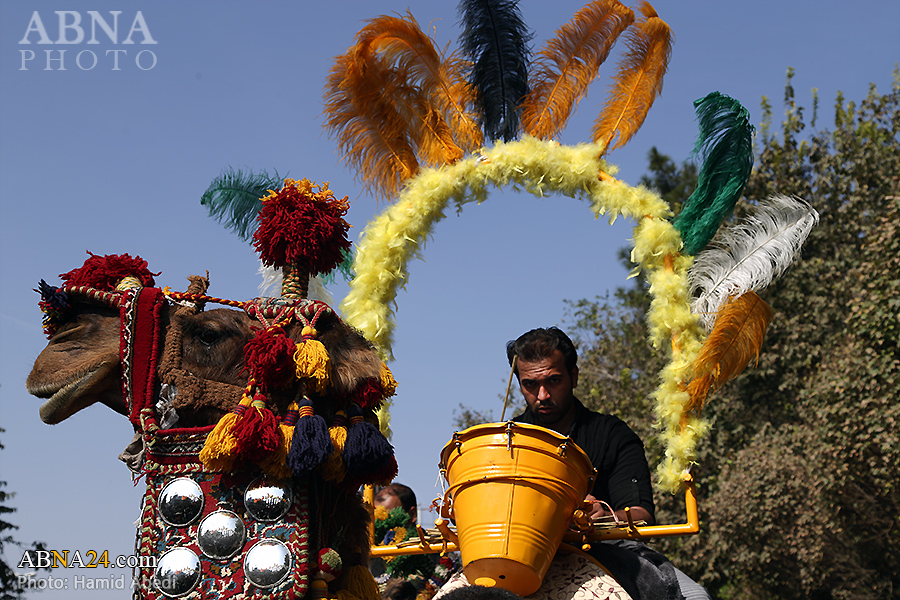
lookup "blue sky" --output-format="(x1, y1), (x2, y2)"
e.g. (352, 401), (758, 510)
(1, 1), (897, 597)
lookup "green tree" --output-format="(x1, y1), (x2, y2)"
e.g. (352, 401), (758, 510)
(0, 428), (48, 599)
(569, 70), (899, 599)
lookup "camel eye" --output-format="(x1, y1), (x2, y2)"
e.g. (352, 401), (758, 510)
(197, 328), (222, 346)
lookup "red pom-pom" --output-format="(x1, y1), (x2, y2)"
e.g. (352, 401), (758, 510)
(61, 252), (158, 291)
(252, 179), (351, 276)
(244, 327), (297, 391)
(347, 378), (384, 410)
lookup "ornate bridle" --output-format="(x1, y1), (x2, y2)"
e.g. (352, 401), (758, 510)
(35, 178), (398, 600)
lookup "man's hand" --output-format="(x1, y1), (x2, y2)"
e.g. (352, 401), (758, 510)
(583, 495), (655, 525)
(584, 494), (610, 519)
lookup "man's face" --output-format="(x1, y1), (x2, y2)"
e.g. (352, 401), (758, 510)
(517, 349), (578, 428)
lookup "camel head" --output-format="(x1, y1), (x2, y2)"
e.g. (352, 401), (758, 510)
(26, 253), (391, 431)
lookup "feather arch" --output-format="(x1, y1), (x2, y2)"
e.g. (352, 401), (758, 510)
(685, 291), (773, 417)
(592, 2), (672, 154)
(521, 0), (634, 140)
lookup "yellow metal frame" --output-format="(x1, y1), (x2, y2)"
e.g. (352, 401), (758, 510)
(366, 471), (698, 558)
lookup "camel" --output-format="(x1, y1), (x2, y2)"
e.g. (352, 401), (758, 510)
(27, 254), (393, 600)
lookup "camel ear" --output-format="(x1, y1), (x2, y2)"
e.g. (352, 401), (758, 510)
(185, 273), (210, 296)
(172, 273), (211, 317)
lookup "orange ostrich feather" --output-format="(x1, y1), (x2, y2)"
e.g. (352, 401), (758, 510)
(521, 0), (634, 140)
(323, 48), (419, 200)
(686, 291), (773, 416)
(323, 14), (481, 200)
(592, 2), (672, 154)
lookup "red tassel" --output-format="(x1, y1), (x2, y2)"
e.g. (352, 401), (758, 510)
(233, 391), (281, 463)
(348, 378), (383, 410)
(261, 402), (300, 479)
(244, 327), (297, 391)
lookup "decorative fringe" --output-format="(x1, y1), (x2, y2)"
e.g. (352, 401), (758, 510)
(321, 411), (348, 483)
(343, 405), (397, 486)
(261, 401), (299, 480)
(294, 326), (332, 394)
(287, 397), (333, 475)
(199, 392), (252, 472)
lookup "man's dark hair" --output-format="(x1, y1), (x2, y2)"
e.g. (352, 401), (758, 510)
(506, 327), (578, 375)
(376, 482), (417, 515)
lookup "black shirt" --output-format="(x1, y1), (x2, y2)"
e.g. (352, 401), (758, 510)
(513, 398), (656, 521)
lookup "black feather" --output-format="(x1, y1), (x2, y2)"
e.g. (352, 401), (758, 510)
(458, 0), (532, 142)
(200, 168), (285, 242)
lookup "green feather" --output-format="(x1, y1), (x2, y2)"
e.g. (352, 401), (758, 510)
(674, 92), (755, 255)
(200, 168), (285, 242)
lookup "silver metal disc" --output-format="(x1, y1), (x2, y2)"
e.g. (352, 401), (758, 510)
(158, 478), (204, 527)
(153, 547), (201, 598)
(197, 509), (246, 560)
(243, 539), (291, 589)
(244, 477), (292, 522)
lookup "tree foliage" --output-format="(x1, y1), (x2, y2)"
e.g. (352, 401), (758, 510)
(0, 429), (48, 599)
(570, 70), (900, 599)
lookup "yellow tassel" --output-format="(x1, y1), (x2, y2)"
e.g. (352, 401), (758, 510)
(336, 565), (380, 600)
(294, 326), (332, 394)
(260, 401), (298, 480)
(199, 393), (252, 472)
(321, 410), (348, 483)
(379, 363), (398, 397)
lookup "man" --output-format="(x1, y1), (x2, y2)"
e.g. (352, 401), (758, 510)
(508, 327), (710, 600)
(508, 327), (654, 525)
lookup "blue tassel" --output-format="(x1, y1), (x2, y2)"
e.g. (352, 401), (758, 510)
(343, 405), (396, 484)
(287, 396), (333, 475)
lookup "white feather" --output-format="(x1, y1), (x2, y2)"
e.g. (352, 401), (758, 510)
(257, 261), (336, 306)
(690, 194), (819, 329)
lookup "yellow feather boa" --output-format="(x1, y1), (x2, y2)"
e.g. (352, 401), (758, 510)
(342, 136), (706, 493)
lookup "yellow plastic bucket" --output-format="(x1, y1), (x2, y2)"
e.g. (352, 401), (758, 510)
(439, 422), (595, 596)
